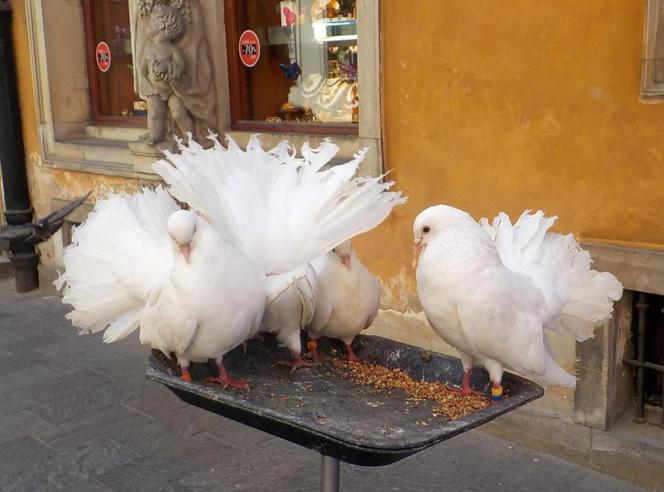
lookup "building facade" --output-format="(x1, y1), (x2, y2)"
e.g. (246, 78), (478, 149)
(5, 1), (664, 488)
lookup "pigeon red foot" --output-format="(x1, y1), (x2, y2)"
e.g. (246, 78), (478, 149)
(278, 349), (318, 372)
(460, 369), (484, 397)
(206, 361), (249, 390)
(345, 343), (360, 362)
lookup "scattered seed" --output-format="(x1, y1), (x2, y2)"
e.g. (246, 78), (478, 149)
(329, 358), (490, 421)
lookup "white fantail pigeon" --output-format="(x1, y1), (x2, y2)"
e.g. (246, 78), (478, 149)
(307, 239), (380, 362)
(55, 187), (265, 389)
(153, 135), (406, 370)
(413, 205), (622, 401)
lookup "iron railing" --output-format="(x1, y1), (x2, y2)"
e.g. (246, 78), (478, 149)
(623, 292), (664, 426)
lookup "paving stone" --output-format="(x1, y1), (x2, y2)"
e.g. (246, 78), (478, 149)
(1, 472), (84, 492)
(0, 331), (69, 356)
(0, 436), (80, 491)
(108, 416), (206, 457)
(0, 279), (654, 492)
(0, 353), (31, 374)
(60, 437), (142, 478)
(34, 334), (126, 369)
(0, 327), (21, 344)
(0, 310), (58, 338)
(97, 462), (192, 492)
(38, 403), (153, 449)
(17, 368), (113, 403)
(0, 391), (36, 417)
(97, 433), (233, 492)
(48, 320), (85, 340)
(202, 412), (274, 450)
(0, 409), (55, 444)
(570, 473), (647, 492)
(57, 478), (115, 492)
(30, 380), (145, 425)
(1, 364), (53, 392)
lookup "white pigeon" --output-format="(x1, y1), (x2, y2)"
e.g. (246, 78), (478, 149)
(413, 205), (623, 400)
(55, 187), (265, 388)
(307, 239), (380, 361)
(153, 134), (406, 370)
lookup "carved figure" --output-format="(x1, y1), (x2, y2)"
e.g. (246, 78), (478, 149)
(133, 0), (216, 145)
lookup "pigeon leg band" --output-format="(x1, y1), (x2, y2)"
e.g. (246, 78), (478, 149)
(306, 340), (318, 352)
(491, 384), (503, 401)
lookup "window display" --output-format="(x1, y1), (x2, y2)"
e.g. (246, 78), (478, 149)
(83, 0), (146, 122)
(226, 0), (359, 133)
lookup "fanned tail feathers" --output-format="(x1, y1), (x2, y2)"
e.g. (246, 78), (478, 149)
(54, 187), (179, 341)
(482, 210), (623, 341)
(153, 135), (407, 276)
(543, 234), (623, 338)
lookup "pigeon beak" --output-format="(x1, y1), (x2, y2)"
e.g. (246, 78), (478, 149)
(341, 255), (351, 270)
(179, 244), (192, 263)
(412, 237), (423, 268)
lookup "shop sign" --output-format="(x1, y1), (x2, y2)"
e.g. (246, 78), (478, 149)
(96, 41), (112, 72)
(239, 30), (260, 68)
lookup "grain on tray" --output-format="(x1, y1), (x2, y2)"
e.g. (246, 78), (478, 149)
(329, 358), (490, 421)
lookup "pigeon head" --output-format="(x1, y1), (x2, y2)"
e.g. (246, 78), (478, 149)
(413, 205), (475, 247)
(167, 210), (197, 263)
(331, 239), (353, 270)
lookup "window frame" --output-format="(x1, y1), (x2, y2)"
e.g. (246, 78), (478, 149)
(223, 0), (360, 136)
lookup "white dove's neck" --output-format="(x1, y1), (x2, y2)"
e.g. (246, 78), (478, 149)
(421, 225), (502, 280)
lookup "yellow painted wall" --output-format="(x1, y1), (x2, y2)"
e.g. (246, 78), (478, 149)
(354, 0), (664, 305)
(8, 0), (663, 292)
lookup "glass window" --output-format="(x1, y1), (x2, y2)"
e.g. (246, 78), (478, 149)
(82, 0), (147, 122)
(226, 0), (359, 134)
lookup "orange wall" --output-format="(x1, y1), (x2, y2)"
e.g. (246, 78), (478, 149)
(8, 0), (38, 160)
(355, 0), (664, 295)
(8, 0), (664, 302)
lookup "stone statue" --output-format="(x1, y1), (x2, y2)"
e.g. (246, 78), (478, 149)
(132, 0), (216, 145)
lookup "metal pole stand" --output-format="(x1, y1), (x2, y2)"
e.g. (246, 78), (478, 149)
(321, 454), (340, 492)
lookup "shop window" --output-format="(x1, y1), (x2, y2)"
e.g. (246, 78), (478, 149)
(225, 0), (359, 135)
(82, 0), (147, 124)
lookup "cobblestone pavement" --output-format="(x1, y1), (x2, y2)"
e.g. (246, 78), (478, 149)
(0, 278), (650, 491)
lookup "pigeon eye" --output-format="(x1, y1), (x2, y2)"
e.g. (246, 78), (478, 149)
(423, 226), (430, 233)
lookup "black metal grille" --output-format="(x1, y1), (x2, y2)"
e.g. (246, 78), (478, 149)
(624, 292), (664, 425)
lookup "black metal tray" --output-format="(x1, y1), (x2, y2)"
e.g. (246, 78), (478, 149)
(146, 334), (543, 466)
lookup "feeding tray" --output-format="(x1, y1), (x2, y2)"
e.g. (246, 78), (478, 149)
(146, 334), (543, 467)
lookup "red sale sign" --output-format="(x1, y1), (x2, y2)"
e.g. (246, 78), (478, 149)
(96, 41), (111, 72)
(238, 30), (260, 68)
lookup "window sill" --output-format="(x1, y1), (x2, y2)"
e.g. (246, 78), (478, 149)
(42, 124), (381, 180)
(43, 124), (158, 180)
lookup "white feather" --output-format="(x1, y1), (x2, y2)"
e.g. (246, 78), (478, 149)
(153, 135), (406, 357)
(480, 210), (623, 341)
(307, 242), (380, 347)
(55, 188), (265, 370)
(55, 187), (178, 337)
(153, 135), (407, 277)
(416, 205), (623, 389)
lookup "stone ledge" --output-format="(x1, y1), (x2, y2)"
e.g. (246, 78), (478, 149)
(582, 240), (664, 296)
